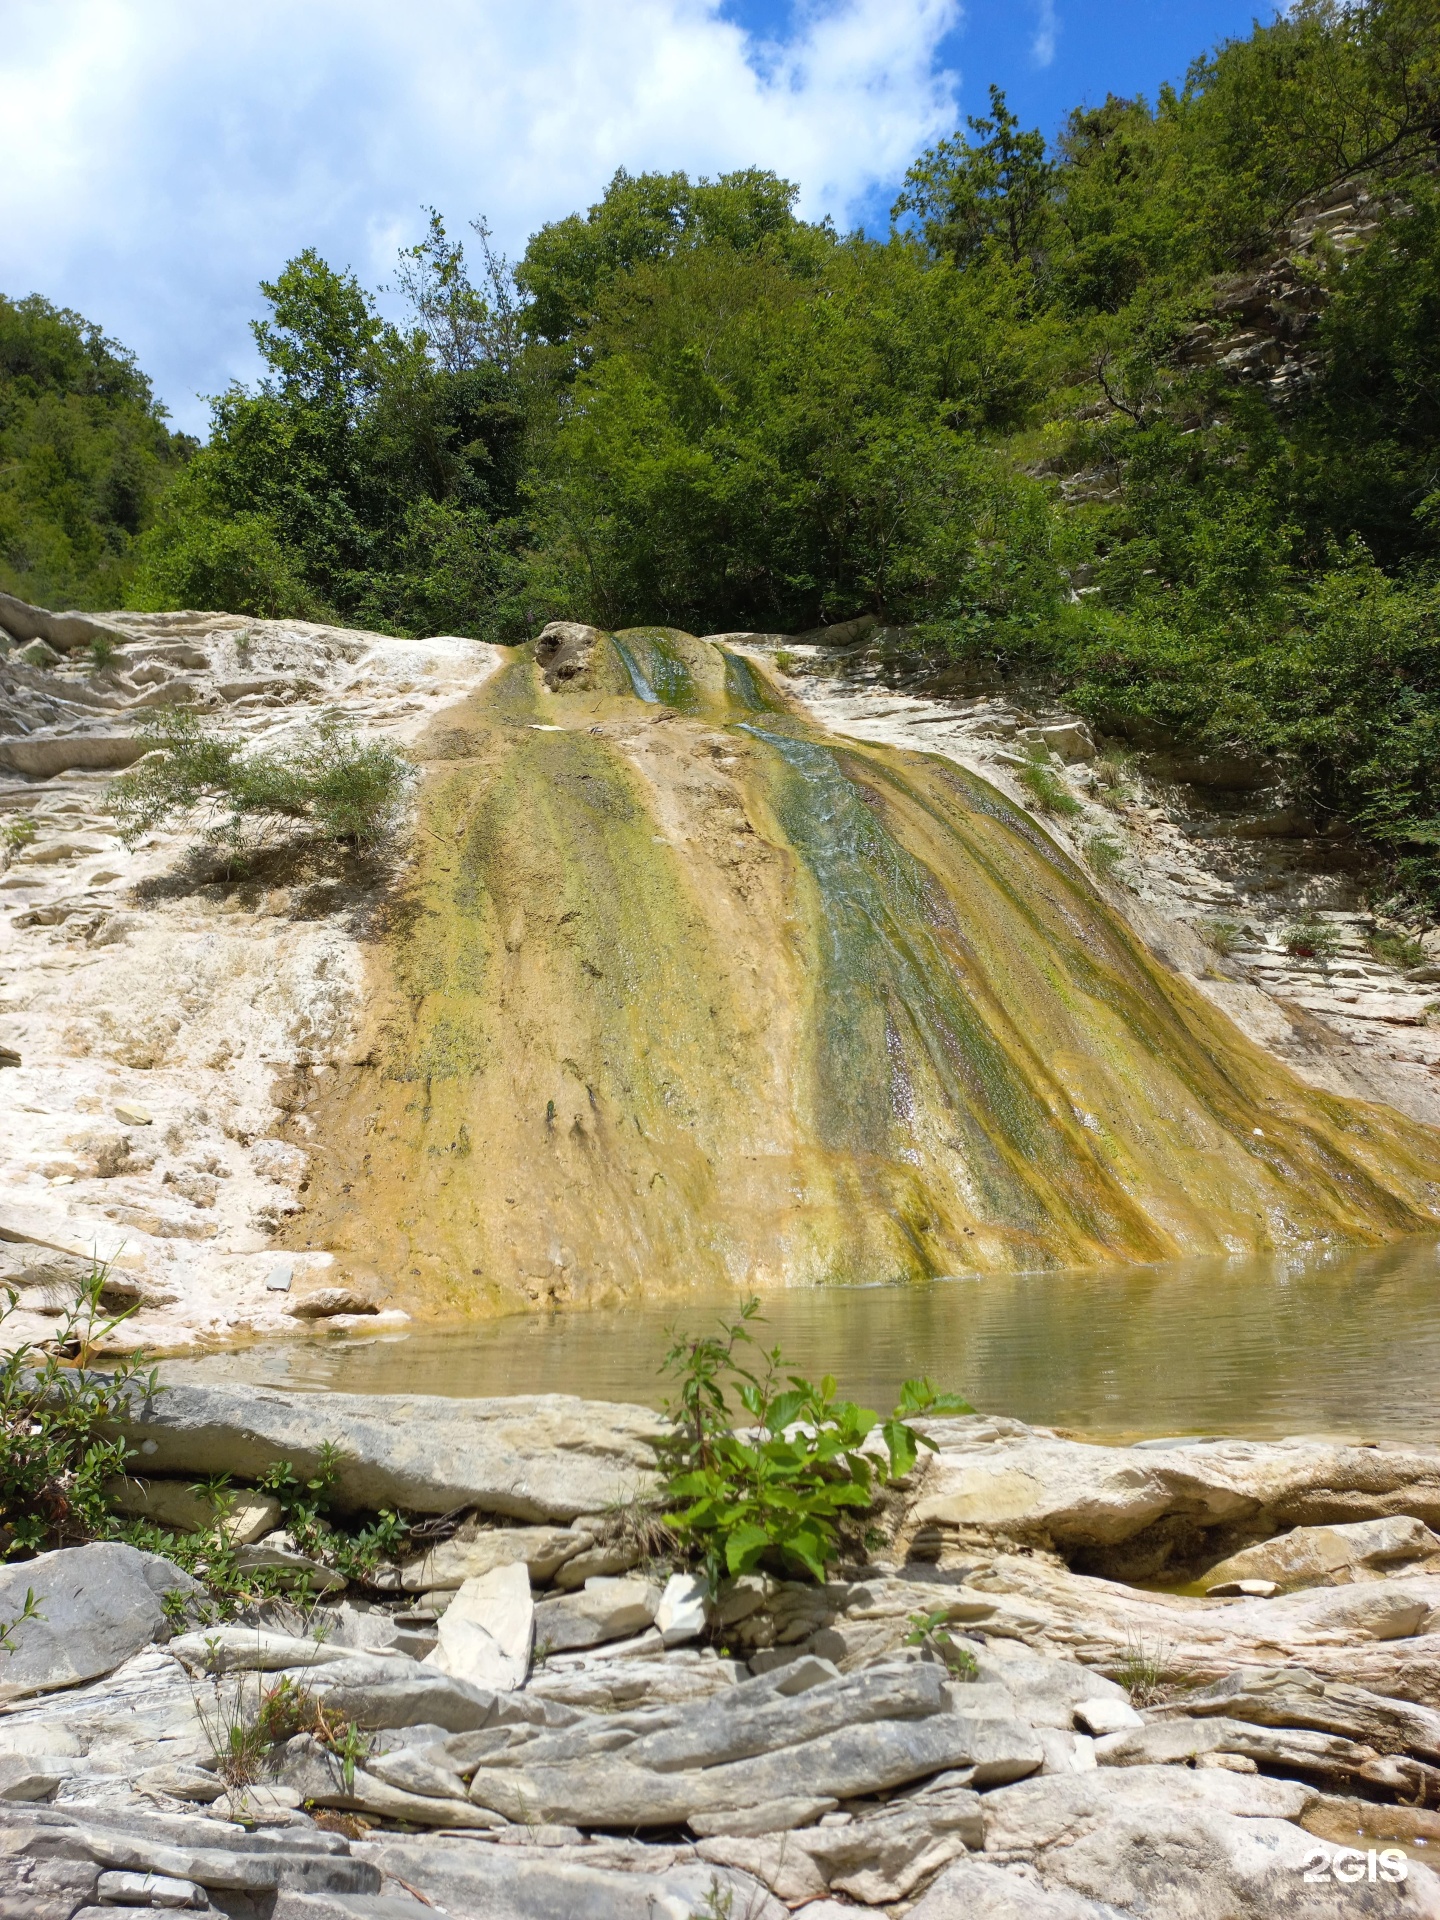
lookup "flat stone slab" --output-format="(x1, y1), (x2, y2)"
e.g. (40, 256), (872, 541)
(110, 1384), (666, 1519)
(0, 1543), (199, 1703)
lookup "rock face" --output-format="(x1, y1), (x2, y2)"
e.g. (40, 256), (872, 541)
(1201, 1515), (1440, 1594)
(0, 1542), (197, 1702)
(111, 1382), (665, 1518)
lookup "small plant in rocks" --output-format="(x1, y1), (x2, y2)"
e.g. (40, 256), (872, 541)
(1196, 918), (1246, 957)
(1017, 751), (1083, 819)
(656, 1296), (972, 1588)
(905, 1608), (980, 1679)
(0, 1266), (158, 1558)
(1368, 927), (1426, 970)
(1, 816), (37, 857)
(1114, 1631), (1177, 1707)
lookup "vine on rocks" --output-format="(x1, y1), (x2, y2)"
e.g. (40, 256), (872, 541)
(656, 1297), (972, 1588)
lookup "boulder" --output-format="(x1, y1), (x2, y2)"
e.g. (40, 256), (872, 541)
(424, 1563), (533, 1692)
(907, 1425), (1440, 1550)
(0, 734), (149, 778)
(977, 1765), (1316, 1853)
(909, 1860), (1115, 1918)
(279, 1736), (502, 1830)
(0, 1544), (199, 1703)
(533, 1576), (662, 1653)
(230, 1542), (346, 1593)
(534, 623), (605, 691)
(1160, 1665), (1440, 1764)
(399, 1525), (582, 1592)
(1202, 1515), (1440, 1594)
(105, 1477), (280, 1546)
(1072, 1697), (1143, 1736)
(465, 1711), (1042, 1827)
(1094, 1715), (1382, 1783)
(696, 1790), (984, 1904)
(287, 1287), (378, 1320)
(1038, 722), (1096, 763)
(110, 1384), (665, 1521)
(359, 1834), (788, 1920)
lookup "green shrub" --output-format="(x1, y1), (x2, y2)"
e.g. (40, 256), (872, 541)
(1368, 927), (1426, 970)
(656, 1298), (971, 1587)
(1017, 756), (1083, 819)
(1197, 918), (1246, 956)
(109, 708), (412, 858)
(1084, 834), (1126, 882)
(0, 1268), (156, 1559)
(1283, 913), (1342, 960)
(1, 816), (36, 856)
(128, 504), (319, 620)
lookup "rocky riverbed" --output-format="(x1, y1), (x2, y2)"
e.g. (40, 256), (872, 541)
(6, 1388), (1440, 1916)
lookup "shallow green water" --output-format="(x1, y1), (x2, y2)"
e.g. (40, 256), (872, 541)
(165, 1235), (1440, 1442)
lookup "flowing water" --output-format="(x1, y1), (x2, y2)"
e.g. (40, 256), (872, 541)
(277, 628), (1440, 1318)
(166, 1234), (1440, 1443)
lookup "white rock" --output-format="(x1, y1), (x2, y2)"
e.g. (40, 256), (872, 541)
(1072, 1696), (1144, 1736)
(425, 1562), (533, 1691)
(655, 1572), (708, 1647)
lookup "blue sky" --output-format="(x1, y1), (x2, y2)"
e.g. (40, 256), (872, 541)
(2, 0), (1278, 435)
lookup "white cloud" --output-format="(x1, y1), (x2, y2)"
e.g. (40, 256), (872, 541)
(1031, 1), (1059, 68)
(0, 0), (961, 431)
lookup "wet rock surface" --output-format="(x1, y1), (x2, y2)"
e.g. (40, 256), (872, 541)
(6, 1405), (1440, 1913)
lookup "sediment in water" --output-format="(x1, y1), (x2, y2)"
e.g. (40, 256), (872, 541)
(283, 627), (1440, 1313)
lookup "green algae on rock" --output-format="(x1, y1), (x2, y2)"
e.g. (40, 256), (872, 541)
(284, 625), (1440, 1315)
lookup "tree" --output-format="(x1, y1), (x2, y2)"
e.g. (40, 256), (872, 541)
(893, 86), (1053, 270)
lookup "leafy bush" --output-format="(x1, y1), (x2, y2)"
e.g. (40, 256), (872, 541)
(1, 816), (36, 857)
(1369, 927), (1426, 969)
(1016, 755), (1083, 819)
(1084, 834), (1126, 882)
(1283, 913), (1343, 959)
(0, 1268), (158, 1559)
(109, 708), (412, 859)
(1197, 918), (1246, 956)
(129, 501), (319, 620)
(656, 1298), (971, 1587)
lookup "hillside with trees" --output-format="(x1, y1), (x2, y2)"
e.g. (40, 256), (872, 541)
(5, 0), (1440, 899)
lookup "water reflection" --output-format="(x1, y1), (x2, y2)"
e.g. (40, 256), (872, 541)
(163, 1236), (1440, 1442)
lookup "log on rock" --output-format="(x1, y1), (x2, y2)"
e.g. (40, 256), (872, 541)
(108, 1383), (666, 1520)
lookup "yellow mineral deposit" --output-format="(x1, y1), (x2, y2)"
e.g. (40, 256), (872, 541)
(287, 626), (1440, 1316)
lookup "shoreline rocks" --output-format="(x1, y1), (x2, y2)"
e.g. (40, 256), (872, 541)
(7, 1400), (1440, 1914)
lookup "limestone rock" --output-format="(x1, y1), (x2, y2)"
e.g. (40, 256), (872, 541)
(424, 1563), (533, 1691)
(655, 1571), (708, 1647)
(359, 1833), (787, 1920)
(908, 1426), (1440, 1550)
(910, 1859), (1115, 1918)
(1202, 1515), (1440, 1595)
(0, 1543), (199, 1703)
(231, 1541), (346, 1593)
(1161, 1665), (1440, 1763)
(110, 1384), (665, 1520)
(533, 1575), (662, 1653)
(466, 1710), (1042, 1827)
(399, 1524), (581, 1592)
(287, 1287), (378, 1320)
(977, 1764), (1316, 1853)
(534, 622), (605, 691)
(697, 1789), (984, 1903)
(279, 1735), (502, 1830)
(105, 1476), (280, 1546)
(1095, 1714), (1383, 1782)
(1072, 1696), (1143, 1736)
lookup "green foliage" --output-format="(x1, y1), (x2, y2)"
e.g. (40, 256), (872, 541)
(1198, 918), (1246, 956)
(1084, 833), (1126, 881)
(1284, 912), (1344, 958)
(0, 1588), (41, 1654)
(1, 816), (36, 854)
(108, 708), (412, 860)
(0, 293), (193, 608)
(904, 1608), (980, 1679)
(1369, 927), (1426, 968)
(656, 1297), (972, 1587)
(0, 1267), (156, 1559)
(893, 86), (1053, 270)
(1017, 756), (1083, 818)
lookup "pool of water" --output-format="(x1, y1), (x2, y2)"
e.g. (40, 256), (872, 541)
(161, 1236), (1440, 1443)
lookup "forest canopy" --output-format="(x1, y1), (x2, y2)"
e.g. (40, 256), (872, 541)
(5, 0), (1440, 897)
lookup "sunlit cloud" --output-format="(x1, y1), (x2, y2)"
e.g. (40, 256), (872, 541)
(0, 0), (960, 431)
(1032, 0), (1059, 67)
